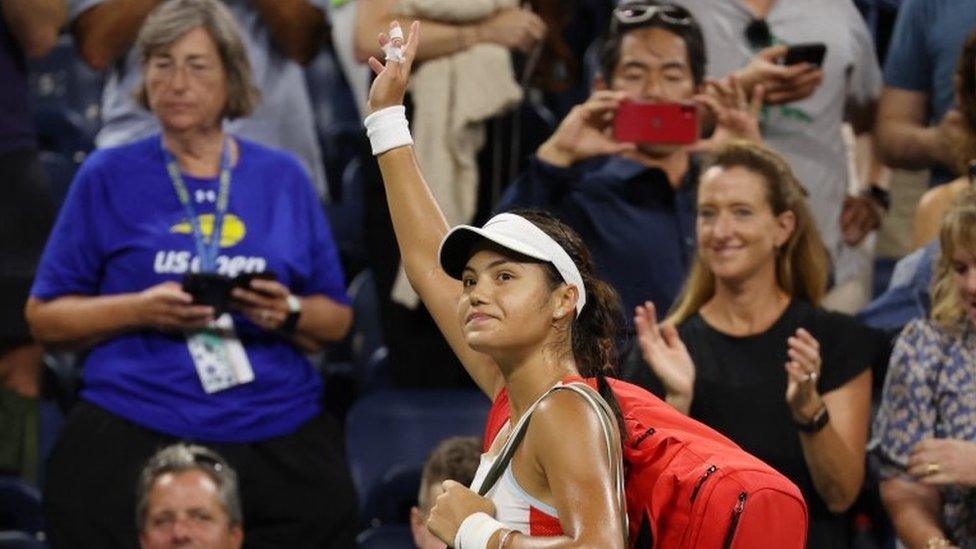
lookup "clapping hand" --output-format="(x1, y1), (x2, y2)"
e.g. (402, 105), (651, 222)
(784, 328), (824, 421)
(634, 301), (695, 414)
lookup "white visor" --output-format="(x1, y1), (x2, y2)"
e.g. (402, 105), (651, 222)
(438, 213), (587, 316)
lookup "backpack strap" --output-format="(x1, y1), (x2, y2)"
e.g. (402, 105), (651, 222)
(555, 383), (629, 541)
(475, 384), (554, 497)
(475, 382), (628, 543)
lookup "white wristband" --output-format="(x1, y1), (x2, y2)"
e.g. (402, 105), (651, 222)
(364, 105), (413, 155)
(454, 512), (506, 549)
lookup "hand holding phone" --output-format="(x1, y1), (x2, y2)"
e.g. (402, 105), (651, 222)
(536, 90), (636, 167)
(182, 273), (233, 316)
(233, 271), (278, 292)
(613, 101), (699, 145)
(783, 43), (826, 67)
(182, 271), (279, 317)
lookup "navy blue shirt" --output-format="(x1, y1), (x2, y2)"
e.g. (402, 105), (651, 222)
(0, 16), (35, 153)
(497, 156), (698, 322)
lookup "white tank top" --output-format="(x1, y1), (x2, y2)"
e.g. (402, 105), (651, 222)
(468, 436), (564, 536)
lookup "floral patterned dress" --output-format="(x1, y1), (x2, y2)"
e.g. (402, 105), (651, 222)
(871, 319), (976, 545)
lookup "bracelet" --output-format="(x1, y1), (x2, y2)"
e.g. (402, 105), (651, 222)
(363, 105), (413, 156)
(793, 404), (830, 434)
(925, 536), (951, 549)
(454, 512), (506, 549)
(498, 529), (518, 549)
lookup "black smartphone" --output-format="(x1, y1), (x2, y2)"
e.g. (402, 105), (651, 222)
(182, 272), (233, 315)
(783, 43), (827, 67)
(232, 271), (278, 291)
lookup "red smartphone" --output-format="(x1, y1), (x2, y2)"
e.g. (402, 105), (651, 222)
(613, 101), (699, 145)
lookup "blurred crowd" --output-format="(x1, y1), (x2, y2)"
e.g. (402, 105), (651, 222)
(0, 0), (975, 547)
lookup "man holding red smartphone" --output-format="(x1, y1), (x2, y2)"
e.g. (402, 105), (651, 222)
(497, 1), (760, 320)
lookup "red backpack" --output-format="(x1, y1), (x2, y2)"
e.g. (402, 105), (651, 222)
(482, 377), (808, 548)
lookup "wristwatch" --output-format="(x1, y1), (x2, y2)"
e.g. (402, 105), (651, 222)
(794, 404), (830, 434)
(862, 183), (891, 211)
(280, 294), (302, 335)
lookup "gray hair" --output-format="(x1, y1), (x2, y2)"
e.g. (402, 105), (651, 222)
(136, 443), (243, 532)
(134, 0), (260, 120)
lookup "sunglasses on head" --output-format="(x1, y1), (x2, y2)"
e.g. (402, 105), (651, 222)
(191, 451), (227, 474)
(745, 18), (773, 50)
(613, 2), (693, 27)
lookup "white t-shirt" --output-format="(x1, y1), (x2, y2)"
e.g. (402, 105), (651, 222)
(673, 0), (882, 279)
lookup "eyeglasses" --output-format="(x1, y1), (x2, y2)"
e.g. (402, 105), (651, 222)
(613, 3), (693, 27)
(745, 18), (773, 50)
(146, 57), (221, 82)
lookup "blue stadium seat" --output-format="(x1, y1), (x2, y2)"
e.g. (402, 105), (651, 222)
(346, 269), (386, 384)
(28, 34), (102, 150)
(361, 462), (421, 525)
(356, 524), (413, 549)
(31, 107), (93, 167)
(345, 389), (490, 525)
(0, 531), (47, 549)
(0, 478), (43, 537)
(38, 151), (76, 209)
(304, 46), (363, 202)
(324, 156), (366, 265)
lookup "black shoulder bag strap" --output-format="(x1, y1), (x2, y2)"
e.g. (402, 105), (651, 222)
(474, 382), (628, 541)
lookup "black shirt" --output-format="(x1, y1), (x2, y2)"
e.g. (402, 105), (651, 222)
(622, 299), (884, 548)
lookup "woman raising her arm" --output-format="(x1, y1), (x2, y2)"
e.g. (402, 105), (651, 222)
(364, 21), (626, 548)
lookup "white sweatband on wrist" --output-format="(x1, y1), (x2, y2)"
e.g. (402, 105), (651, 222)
(364, 105), (413, 156)
(453, 512), (506, 549)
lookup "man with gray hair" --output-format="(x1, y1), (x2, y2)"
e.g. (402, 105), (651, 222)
(137, 444), (243, 549)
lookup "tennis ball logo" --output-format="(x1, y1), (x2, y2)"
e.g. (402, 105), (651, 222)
(170, 214), (246, 248)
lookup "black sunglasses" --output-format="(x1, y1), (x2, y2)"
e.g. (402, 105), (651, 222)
(745, 18), (773, 50)
(613, 3), (693, 27)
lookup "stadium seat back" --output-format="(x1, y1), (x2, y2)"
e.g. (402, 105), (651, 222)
(345, 389), (489, 525)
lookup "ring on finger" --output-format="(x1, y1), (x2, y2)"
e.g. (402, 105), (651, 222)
(925, 462), (940, 476)
(803, 371), (818, 383)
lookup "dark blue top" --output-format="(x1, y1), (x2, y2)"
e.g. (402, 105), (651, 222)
(31, 135), (349, 442)
(883, 0), (976, 186)
(0, 16), (35, 153)
(497, 156), (698, 322)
